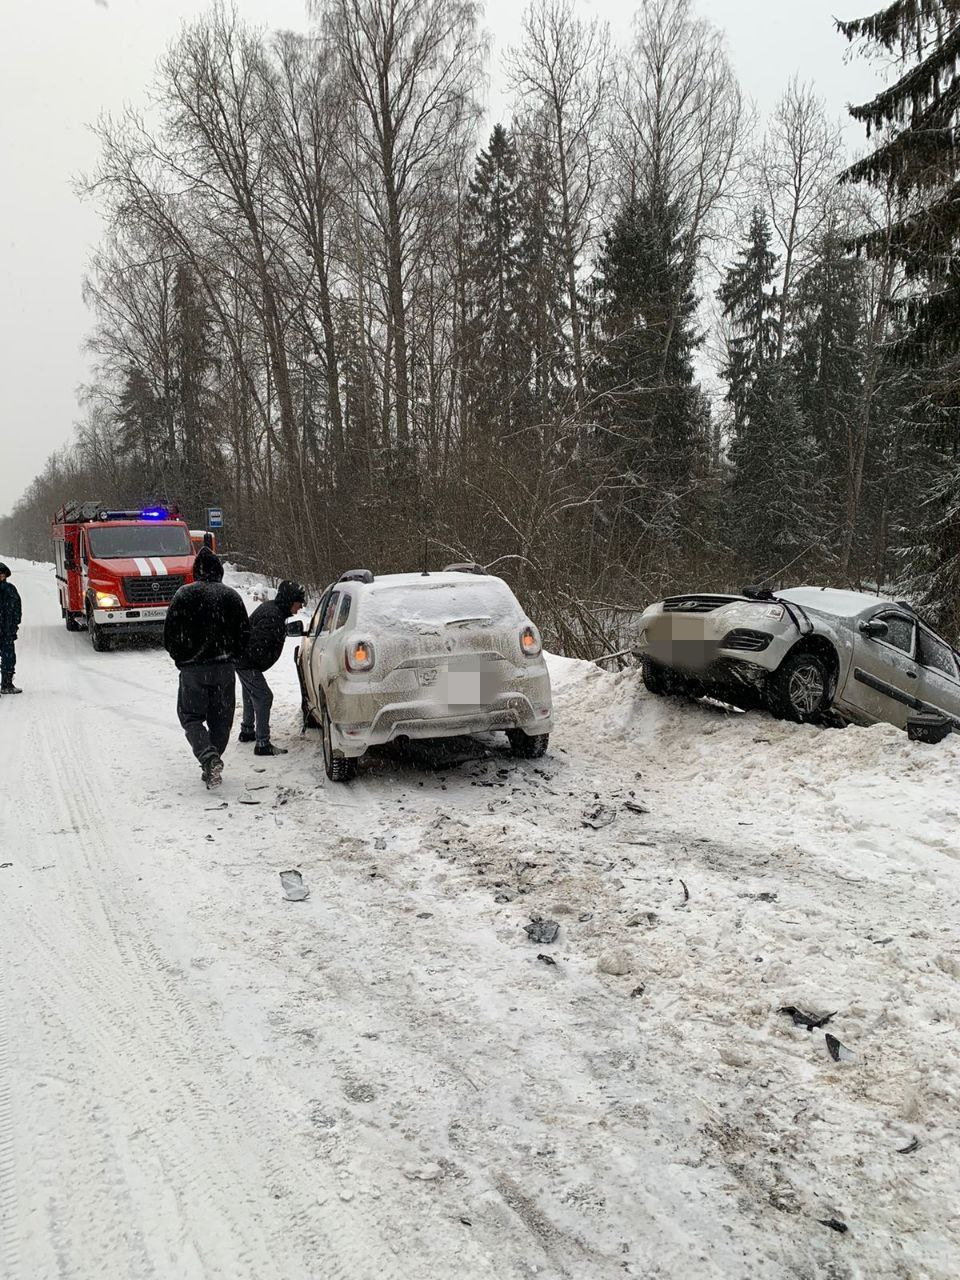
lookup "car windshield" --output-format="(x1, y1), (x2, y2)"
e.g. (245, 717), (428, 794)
(362, 579), (521, 629)
(87, 524), (193, 559)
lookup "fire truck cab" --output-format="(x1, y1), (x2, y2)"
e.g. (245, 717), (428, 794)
(52, 502), (196, 651)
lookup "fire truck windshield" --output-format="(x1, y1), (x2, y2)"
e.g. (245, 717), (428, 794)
(87, 525), (193, 559)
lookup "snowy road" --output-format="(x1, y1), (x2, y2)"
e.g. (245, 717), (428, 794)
(1, 559), (959, 1279)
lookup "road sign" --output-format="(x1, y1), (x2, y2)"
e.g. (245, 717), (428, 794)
(207, 507), (223, 529)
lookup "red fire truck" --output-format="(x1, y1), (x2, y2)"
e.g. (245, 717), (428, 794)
(52, 502), (197, 651)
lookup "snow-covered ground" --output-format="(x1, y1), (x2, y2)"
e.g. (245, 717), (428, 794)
(1, 557), (958, 1280)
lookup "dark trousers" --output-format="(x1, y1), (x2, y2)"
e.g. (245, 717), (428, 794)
(236, 668), (273, 744)
(0, 636), (15, 680)
(177, 663), (235, 763)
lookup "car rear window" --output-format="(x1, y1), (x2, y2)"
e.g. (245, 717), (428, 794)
(361, 579), (522, 630)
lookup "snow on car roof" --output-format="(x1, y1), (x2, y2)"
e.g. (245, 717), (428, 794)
(776, 586), (896, 617)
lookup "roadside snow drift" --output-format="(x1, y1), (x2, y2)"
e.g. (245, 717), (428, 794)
(1, 558), (958, 1279)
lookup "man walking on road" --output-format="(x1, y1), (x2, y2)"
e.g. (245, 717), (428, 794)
(163, 546), (249, 788)
(236, 579), (306, 757)
(0, 563), (22, 695)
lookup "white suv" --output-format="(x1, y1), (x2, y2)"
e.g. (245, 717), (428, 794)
(291, 567), (553, 780)
(635, 586), (960, 737)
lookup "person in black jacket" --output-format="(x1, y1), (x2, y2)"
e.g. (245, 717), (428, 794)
(163, 547), (250, 788)
(0, 563), (23, 695)
(235, 579), (306, 756)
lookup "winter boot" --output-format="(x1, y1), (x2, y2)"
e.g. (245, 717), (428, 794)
(202, 754), (224, 788)
(238, 727), (256, 743)
(254, 742), (288, 756)
(0, 678), (21, 695)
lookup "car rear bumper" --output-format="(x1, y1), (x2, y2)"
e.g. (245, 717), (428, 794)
(331, 691), (553, 756)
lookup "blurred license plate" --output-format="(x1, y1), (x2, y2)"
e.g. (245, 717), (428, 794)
(646, 614), (717, 671)
(447, 671), (482, 704)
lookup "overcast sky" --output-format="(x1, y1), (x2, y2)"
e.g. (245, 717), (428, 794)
(0, 0), (881, 516)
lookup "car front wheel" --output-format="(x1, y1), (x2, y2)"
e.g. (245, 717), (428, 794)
(767, 651), (829, 722)
(321, 701), (358, 782)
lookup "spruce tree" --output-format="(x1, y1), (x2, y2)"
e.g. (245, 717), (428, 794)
(462, 125), (526, 445)
(717, 206), (780, 431)
(590, 183), (705, 520)
(839, 0), (960, 631)
(789, 221), (865, 535)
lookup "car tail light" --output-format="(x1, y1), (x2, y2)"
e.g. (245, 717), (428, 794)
(345, 639), (375, 672)
(520, 625), (542, 656)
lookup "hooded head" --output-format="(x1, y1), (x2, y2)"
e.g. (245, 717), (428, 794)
(193, 546), (224, 583)
(0, 563), (10, 580)
(275, 580), (306, 616)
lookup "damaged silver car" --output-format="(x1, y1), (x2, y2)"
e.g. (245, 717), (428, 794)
(635, 586), (960, 739)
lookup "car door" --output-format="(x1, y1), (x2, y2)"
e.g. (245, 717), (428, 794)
(915, 626), (960, 725)
(309, 590), (341, 702)
(299, 592), (331, 713)
(846, 609), (922, 728)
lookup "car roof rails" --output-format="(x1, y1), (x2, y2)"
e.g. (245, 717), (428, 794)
(444, 562), (485, 575)
(339, 568), (374, 585)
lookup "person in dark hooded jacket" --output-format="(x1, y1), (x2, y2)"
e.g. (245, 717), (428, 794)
(235, 579), (305, 755)
(0, 563), (23, 694)
(163, 546), (250, 787)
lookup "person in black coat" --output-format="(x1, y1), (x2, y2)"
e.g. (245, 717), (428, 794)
(0, 563), (23, 694)
(163, 546), (250, 787)
(235, 579), (305, 756)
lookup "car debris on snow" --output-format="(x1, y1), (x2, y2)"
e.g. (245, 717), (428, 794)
(779, 1006), (837, 1031)
(825, 1033), (856, 1062)
(897, 1137), (920, 1154)
(279, 869), (310, 901)
(817, 1218), (849, 1234)
(524, 917), (559, 944)
(581, 803), (617, 829)
(537, 953), (557, 966)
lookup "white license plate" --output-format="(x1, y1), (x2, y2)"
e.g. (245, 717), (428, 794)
(136, 608), (167, 620)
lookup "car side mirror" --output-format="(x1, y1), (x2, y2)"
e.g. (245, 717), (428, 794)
(859, 619), (889, 641)
(285, 618), (305, 637)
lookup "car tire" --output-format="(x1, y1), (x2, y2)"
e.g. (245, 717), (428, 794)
(321, 701), (358, 782)
(767, 650), (829, 722)
(86, 608), (110, 652)
(507, 729), (549, 758)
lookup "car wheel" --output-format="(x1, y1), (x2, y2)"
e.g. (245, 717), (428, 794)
(507, 729), (549, 758)
(87, 608), (110, 652)
(321, 700), (357, 782)
(767, 651), (829, 722)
